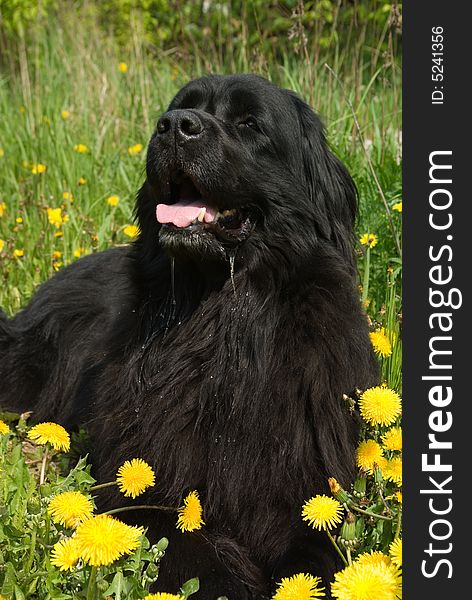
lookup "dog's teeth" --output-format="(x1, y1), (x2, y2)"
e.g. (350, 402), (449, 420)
(197, 208), (206, 222)
(222, 209), (237, 217)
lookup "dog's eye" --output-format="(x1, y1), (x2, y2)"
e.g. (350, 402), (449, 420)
(238, 116), (260, 131)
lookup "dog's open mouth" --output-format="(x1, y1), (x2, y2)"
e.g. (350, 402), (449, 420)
(156, 175), (253, 244)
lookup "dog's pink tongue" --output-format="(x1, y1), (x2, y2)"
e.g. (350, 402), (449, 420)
(156, 201), (217, 228)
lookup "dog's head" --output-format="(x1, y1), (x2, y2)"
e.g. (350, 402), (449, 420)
(137, 74), (357, 271)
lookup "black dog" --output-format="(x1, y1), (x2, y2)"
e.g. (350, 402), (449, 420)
(0, 75), (378, 598)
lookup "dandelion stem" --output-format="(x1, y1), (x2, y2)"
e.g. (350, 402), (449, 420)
(350, 505), (393, 521)
(44, 512), (50, 548)
(39, 446), (49, 485)
(362, 246), (370, 304)
(376, 484), (393, 515)
(103, 504), (176, 516)
(395, 509), (402, 539)
(86, 566), (98, 600)
(89, 481), (117, 492)
(326, 530), (348, 567)
(346, 546), (353, 565)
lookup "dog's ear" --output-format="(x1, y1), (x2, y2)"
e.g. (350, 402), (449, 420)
(291, 94), (358, 271)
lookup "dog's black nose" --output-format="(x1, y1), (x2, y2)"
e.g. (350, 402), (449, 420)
(157, 110), (204, 139)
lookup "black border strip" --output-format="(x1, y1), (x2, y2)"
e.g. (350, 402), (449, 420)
(404, 2), (468, 596)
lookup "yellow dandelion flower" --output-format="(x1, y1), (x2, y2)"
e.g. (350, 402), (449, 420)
(54, 230), (63, 238)
(0, 420), (10, 434)
(359, 386), (402, 427)
(331, 561), (400, 600)
(0, 240), (5, 253)
(143, 594), (184, 600)
(123, 224), (140, 238)
(31, 163), (47, 174)
(389, 539), (402, 568)
(106, 195), (120, 206)
(392, 202), (402, 213)
(51, 537), (81, 571)
(382, 427), (402, 452)
(61, 110), (71, 120)
(118, 62), (128, 73)
(63, 191), (74, 202)
(116, 458), (155, 498)
(74, 144), (88, 154)
(177, 491), (205, 532)
(383, 458), (402, 486)
(74, 247), (86, 258)
(52, 251), (62, 260)
(369, 328), (392, 358)
(356, 440), (384, 473)
(16, 217), (23, 224)
(28, 422), (70, 451)
(48, 491), (94, 528)
(394, 491), (402, 504)
(356, 551), (391, 568)
(47, 207), (62, 227)
(359, 233), (378, 248)
(302, 495), (343, 531)
(78, 177), (87, 185)
(272, 572), (325, 599)
(74, 514), (143, 566)
(0, 202), (6, 217)
(51, 538), (80, 571)
(13, 249), (24, 258)
(52, 261), (63, 271)
(47, 207), (68, 228)
(128, 143), (143, 155)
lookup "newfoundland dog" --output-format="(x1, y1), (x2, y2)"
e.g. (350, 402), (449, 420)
(0, 74), (378, 598)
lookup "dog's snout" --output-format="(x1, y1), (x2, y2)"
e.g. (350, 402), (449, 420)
(157, 110), (204, 140)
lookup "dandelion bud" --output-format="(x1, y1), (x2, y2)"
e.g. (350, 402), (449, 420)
(342, 393), (356, 412)
(339, 512), (359, 548)
(353, 475), (367, 498)
(374, 463), (384, 485)
(154, 537), (169, 553)
(145, 562), (159, 580)
(328, 477), (351, 505)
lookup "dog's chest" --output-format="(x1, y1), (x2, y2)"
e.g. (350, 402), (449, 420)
(96, 297), (318, 514)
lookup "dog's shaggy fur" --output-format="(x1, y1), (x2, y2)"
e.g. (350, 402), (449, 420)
(0, 75), (378, 598)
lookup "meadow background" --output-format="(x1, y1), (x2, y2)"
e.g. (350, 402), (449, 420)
(0, 1), (403, 597)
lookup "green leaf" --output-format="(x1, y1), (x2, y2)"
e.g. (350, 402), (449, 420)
(14, 584), (26, 600)
(180, 577), (200, 597)
(1, 562), (16, 597)
(104, 571), (131, 599)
